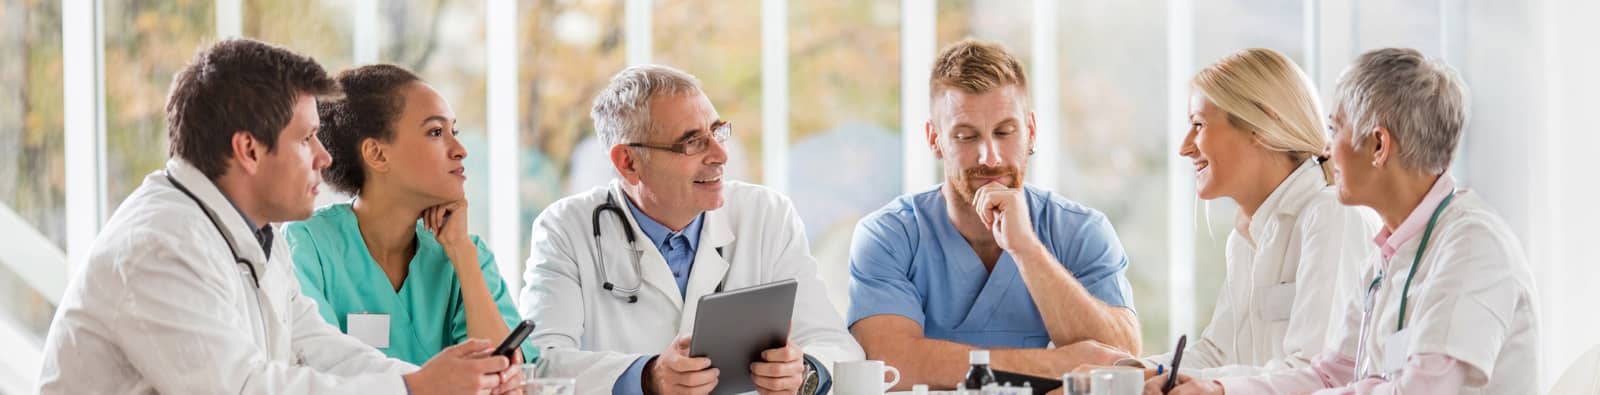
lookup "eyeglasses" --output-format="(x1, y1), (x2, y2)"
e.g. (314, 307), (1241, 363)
(626, 121), (732, 156)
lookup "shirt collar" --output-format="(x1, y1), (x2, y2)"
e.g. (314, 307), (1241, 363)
(1247, 158), (1325, 245)
(622, 194), (704, 252)
(219, 191), (274, 259)
(1374, 173), (1456, 261)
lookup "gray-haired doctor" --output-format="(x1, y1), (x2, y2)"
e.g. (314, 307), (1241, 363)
(519, 64), (863, 395)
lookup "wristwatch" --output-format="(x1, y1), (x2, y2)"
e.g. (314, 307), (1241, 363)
(798, 360), (821, 395)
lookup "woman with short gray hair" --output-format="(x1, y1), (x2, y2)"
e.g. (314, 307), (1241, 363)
(1165, 48), (1539, 395)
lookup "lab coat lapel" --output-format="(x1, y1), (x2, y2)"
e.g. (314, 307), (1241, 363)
(165, 159), (270, 271)
(165, 159), (285, 355)
(612, 184), (687, 310)
(680, 208), (734, 335)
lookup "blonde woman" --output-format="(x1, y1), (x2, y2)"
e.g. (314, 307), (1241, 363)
(1124, 48), (1376, 381)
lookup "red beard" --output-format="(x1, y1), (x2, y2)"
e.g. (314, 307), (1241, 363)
(953, 165), (1024, 205)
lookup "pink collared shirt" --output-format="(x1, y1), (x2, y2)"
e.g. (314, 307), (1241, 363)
(1214, 174), (1469, 394)
(1214, 352), (1467, 394)
(1374, 174), (1456, 261)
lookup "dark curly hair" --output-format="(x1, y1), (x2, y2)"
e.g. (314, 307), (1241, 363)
(317, 64), (422, 195)
(167, 38), (335, 178)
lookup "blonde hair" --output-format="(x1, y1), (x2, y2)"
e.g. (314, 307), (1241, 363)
(1192, 48), (1333, 184)
(930, 38), (1028, 101)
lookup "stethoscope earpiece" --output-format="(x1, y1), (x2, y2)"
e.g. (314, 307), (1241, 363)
(627, 295), (638, 304)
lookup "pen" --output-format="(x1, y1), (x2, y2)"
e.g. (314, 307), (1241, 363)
(1162, 335), (1188, 393)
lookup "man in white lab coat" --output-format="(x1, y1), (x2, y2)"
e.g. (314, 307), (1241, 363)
(37, 38), (517, 394)
(520, 64), (864, 395)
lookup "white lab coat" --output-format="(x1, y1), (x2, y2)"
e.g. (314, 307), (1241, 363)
(37, 159), (416, 394)
(1339, 189), (1540, 394)
(1143, 160), (1377, 379)
(520, 180), (864, 395)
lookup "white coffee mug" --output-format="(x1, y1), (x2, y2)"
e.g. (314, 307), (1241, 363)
(833, 360), (901, 395)
(1089, 366), (1143, 395)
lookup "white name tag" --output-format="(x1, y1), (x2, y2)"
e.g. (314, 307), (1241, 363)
(347, 313), (391, 349)
(1382, 328), (1415, 374)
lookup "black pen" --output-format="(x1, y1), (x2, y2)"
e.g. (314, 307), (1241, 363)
(1162, 335), (1188, 393)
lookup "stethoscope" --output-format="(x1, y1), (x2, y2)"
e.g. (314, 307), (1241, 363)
(1353, 191), (1456, 381)
(591, 191), (726, 304)
(166, 173), (274, 352)
(166, 174), (261, 288)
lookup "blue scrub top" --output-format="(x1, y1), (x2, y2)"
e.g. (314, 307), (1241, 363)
(847, 185), (1135, 349)
(285, 203), (536, 365)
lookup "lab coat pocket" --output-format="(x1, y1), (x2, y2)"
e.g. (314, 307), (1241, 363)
(1256, 283), (1297, 322)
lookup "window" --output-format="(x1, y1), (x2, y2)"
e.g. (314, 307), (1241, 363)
(653, 0), (762, 182)
(242, 0), (354, 71)
(102, 1), (214, 214)
(1, 0), (66, 350)
(938, 0), (1031, 63)
(787, 0), (902, 312)
(1056, 0), (1175, 351)
(517, 0), (627, 259)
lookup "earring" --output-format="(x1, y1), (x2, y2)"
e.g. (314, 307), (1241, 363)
(1371, 161), (1378, 167)
(1028, 146), (1036, 155)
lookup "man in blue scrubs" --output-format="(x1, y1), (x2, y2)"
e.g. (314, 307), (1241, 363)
(848, 39), (1141, 390)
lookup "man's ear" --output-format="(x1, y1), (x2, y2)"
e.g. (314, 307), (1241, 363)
(1026, 111), (1038, 153)
(925, 121), (943, 159)
(610, 145), (642, 184)
(360, 138), (389, 174)
(230, 131), (263, 175)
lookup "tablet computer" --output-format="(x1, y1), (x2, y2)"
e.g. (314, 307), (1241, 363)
(688, 278), (798, 395)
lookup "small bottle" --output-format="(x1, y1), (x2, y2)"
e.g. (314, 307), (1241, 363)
(964, 350), (996, 391)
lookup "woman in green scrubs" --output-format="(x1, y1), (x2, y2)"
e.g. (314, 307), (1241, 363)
(285, 64), (534, 366)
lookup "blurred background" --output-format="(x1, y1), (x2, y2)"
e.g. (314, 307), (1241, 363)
(2, 0), (1596, 393)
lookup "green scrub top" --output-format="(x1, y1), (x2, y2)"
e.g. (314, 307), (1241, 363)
(285, 203), (537, 366)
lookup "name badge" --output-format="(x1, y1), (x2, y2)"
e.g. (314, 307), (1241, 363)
(1382, 328), (1416, 374)
(347, 313), (391, 349)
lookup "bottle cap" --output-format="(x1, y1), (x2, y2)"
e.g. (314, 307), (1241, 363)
(970, 350), (990, 364)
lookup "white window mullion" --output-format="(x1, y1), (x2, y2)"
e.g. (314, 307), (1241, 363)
(761, 0), (789, 193)
(1166, 0), (1197, 347)
(215, 0), (241, 38)
(353, 0), (378, 64)
(1313, 0), (1355, 113)
(64, 0), (105, 279)
(1303, 0), (1320, 80)
(486, 0), (522, 291)
(626, 0), (652, 66)
(1029, 0), (1060, 192)
(901, 0), (936, 194)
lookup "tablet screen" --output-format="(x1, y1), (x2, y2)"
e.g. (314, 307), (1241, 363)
(688, 279), (798, 395)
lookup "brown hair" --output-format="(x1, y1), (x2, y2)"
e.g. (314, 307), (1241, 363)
(930, 38), (1029, 100)
(166, 38), (335, 178)
(317, 64), (423, 195)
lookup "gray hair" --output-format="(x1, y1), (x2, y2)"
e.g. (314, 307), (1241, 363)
(1333, 48), (1469, 175)
(591, 64), (704, 150)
